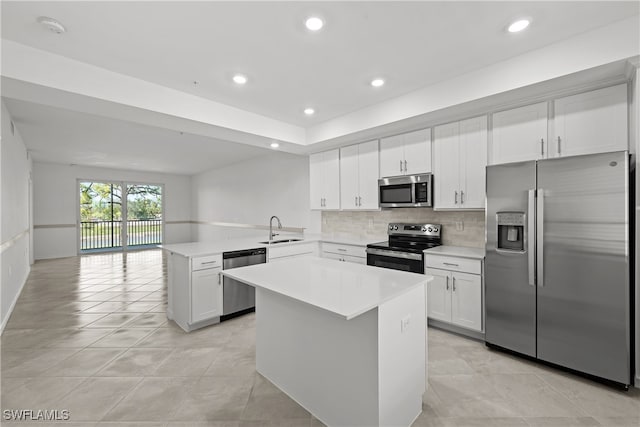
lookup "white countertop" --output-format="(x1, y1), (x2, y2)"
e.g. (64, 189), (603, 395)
(221, 256), (430, 320)
(161, 234), (383, 258)
(424, 245), (485, 259)
(161, 238), (298, 257)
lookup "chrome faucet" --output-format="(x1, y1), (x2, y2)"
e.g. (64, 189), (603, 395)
(269, 215), (282, 241)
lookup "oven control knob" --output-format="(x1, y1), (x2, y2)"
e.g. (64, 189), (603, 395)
(421, 227), (426, 232)
(389, 225), (393, 230)
(393, 225), (398, 230)
(427, 227), (433, 232)
(433, 227), (439, 232)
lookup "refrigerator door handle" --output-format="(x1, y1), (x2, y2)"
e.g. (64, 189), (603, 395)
(528, 189), (536, 286)
(536, 188), (544, 287)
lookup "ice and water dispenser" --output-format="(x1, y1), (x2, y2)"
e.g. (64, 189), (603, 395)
(496, 212), (525, 252)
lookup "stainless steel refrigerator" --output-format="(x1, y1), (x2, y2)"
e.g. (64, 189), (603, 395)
(485, 150), (632, 386)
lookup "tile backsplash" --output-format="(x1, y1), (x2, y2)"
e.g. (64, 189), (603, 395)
(321, 208), (486, 248)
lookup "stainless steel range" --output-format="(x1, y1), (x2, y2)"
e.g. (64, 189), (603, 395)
(366, 223), (442, 273)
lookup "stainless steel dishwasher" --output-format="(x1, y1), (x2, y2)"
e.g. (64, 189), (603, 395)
(222, 247), (266, 317)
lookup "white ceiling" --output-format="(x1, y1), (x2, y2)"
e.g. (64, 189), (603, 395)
(1, 1), (639, 174)
(4, 98), (272, 175)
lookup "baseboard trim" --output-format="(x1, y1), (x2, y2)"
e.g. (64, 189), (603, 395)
(428, 318), (485, 341)
(0, 265), (30, 335)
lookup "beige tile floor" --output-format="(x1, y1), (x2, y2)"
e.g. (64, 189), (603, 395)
(1, 249), (639, 426)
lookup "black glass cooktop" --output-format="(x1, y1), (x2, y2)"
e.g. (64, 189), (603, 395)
(366, 240), (441, 254)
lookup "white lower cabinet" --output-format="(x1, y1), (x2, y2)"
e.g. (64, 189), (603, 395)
(268, 242), (318, 262)
(168, 252), (223, 332)
(425, 254), (483, 333)
(321, 242), (366, 264)
(191, 267), (223, 323)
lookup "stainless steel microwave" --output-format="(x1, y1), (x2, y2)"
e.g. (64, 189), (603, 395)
(378, 173), (433, 208)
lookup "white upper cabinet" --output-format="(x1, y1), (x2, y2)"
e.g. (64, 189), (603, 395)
(357, 140), (380, 209)
(309, 149), (340, 210)
(434, 116), (487, 210)
(459, 117), (488, 209)
(340, 140), (379, 210)
(553, 84), (627, 158)
(339, 145), (359, 210)
(403, 129), (432, 175)
(491, 102), (548, 165)
(433, 122), (460, 209)
(379, 129), (431, 177)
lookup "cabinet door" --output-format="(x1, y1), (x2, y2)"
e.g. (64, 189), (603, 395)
(403, 128), (432, 174)
(323, 149), (341, 210)
(450, 272), (482, 332)
(357, 140), (380, 209)
(340, 144), (359, 210)
(425, 268), (451, 322)
(309, 153), (323, 210)
(379, 134), (405, 177)
(492, 102), (548, 164)
(433, 122), (460, 209)
(191, 267), (222, 323)
(554, 84), (627, 158)
(459, 116), (487, 209)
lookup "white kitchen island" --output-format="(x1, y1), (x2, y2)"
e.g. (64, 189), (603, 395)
(221, 256), (430, 427)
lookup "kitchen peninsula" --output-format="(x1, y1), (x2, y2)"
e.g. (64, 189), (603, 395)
(222, 256), (430, 427)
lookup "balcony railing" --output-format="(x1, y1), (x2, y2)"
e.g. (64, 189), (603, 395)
(80, 219), (162, 250)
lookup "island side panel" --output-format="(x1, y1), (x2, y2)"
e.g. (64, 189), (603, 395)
(255, 287), (380, 427)
(167, 252), (189, 330)
(378, 284), (426, 427)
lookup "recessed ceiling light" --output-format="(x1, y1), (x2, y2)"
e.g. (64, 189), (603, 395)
(232, 74), (247, 85)
(305, 16), (324, 31)
(508, 19), (530, 33)
(304, 108), (315, 115)
(371, 78), (385, 88)
(270, 142), (280, 149)
(37, 16), (66, 34)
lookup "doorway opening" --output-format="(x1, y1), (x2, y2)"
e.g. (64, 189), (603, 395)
(79, 181), (163, 252)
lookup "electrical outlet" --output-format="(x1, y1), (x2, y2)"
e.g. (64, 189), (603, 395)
(401, 314), (411, 333)
(455, 221), (464, 231)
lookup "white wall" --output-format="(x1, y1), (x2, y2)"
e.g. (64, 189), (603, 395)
(633, 65), (640, 387)
(191, 152), (318, 241)
(1, 100), (33, 331)
(32, 162), (191, 259)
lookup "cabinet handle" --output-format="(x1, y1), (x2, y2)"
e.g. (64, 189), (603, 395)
(454, 191), (458, 204)
(557, 136), (561, 155)
(400, 160), (403, 173)
(338, 248), (347, 252)
(452, 277), (456, 292)
(358, 196), (362, 206)
(540, 138), (544, 156)
(404, 160), (407, 172)
(355, 196), (358, 207)
(443, 262), (459, 267)
(201, 261), (217, 265)
(218, 272), (221, 285)
(460, 191), (464, 204)
(446, 276), (449, 291)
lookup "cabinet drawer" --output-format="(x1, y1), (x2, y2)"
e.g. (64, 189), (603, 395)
(324, 252), (367, 264)
(321, 242), (365, 258)
(192, 254), (222, 271)
(424, 254), (481, 274)
(268, 242), (317, 260)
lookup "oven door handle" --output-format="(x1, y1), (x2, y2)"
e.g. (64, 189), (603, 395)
(365, 248), (423, 261)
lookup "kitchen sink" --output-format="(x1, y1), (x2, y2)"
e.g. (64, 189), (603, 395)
(258, 238), (303, 245)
